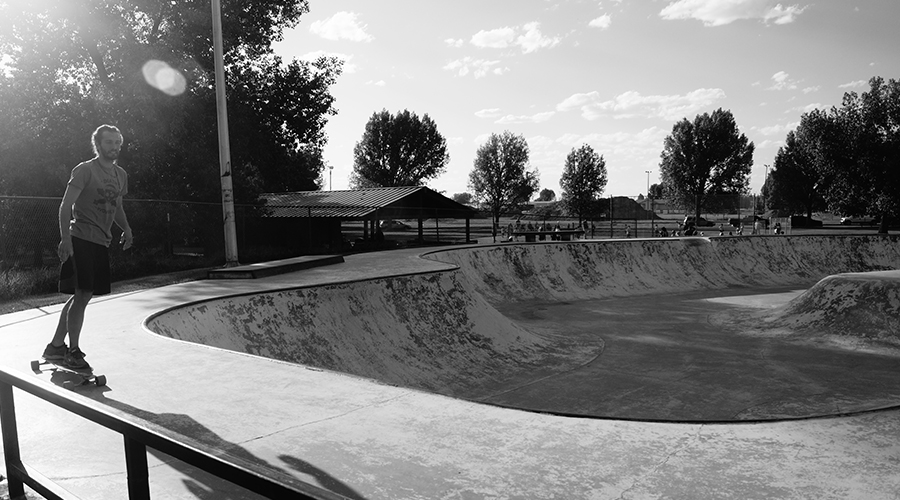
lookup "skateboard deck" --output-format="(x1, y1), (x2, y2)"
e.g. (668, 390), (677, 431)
(31, 359), (107, 387)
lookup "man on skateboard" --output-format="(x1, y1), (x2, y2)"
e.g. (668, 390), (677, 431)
(41, 124), (134, 371)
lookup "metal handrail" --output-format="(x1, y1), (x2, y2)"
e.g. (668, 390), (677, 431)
(0, 366), (346, 500)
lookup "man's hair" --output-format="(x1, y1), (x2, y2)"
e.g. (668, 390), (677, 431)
(91, 124), (122, 156)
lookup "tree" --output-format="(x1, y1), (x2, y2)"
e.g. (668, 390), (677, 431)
(452, 192), (473, 205)
(0, 0), (341, 200)
(768, 110), (828, 218)
(559, 144), (608, 222)
(659, 108), (754, 220)
(468, 131), (539, 224)
(351, 109), (449, 188)
(823, 77), (900, 233)
(537, 188), (556, 201)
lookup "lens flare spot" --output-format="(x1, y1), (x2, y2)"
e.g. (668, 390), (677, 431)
(142, 60), (186, 96)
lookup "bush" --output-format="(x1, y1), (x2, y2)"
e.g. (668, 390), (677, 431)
(0, 266), (59, 301)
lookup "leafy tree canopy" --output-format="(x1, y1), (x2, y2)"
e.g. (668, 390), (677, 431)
(659, 108), (754, 219)
(537, 188), (556, 202)
(559, 144), (607, 222)
(824, 76), (900, 232)
(468, 130), (539, 223)
(768, 109), (829, 218)
(0, 0), (341, 201)
(452, 192), (473, 205)
(350, 109), (449, 188)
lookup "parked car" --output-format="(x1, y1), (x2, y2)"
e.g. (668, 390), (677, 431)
(840, 216), (877, 226)
(379, 220), (411, 231)
(683, 216), (714, 227)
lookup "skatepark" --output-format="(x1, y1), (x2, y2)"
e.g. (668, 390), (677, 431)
(2, 234), (900, 498)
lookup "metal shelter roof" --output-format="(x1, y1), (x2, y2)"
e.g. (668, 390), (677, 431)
(261, 186), (477, 220)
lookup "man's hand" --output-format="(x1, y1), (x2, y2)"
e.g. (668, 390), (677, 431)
(58, 238), (73, 261)
(120, 228), (134, 250)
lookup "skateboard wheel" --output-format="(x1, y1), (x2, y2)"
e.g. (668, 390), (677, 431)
(31, 360), (40, 371)
(95, 375), (107, 387)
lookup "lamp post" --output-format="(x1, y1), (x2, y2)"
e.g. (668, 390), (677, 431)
(329, 165), (334, 191)
(645, 170), (653, 236)
(211, 0), (238, 266)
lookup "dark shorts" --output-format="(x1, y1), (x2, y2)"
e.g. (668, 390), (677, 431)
(59, 236), (111, 296)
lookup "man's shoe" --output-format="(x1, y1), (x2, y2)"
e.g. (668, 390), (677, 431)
(64, 347), (92, 371)
(42, 342), (68, 361)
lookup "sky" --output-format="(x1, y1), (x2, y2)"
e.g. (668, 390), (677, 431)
(272, 0), (899, 198)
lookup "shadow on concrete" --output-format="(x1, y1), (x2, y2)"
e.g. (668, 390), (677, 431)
(279, 456), (368, 500)
(78, 391), (366, 500)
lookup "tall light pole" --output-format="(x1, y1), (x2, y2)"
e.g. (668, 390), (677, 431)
(764, 164), (771, 212)
(212, 0), (239, 266)
(645, 170), (653, 236)
(329, 165), (334, 191)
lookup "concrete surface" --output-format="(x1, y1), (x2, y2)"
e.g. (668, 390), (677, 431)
(2, 235), (900, 499)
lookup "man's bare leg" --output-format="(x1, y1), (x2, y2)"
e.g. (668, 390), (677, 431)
(51, 289), (92, 349)
(50, 295), (74, 347)
(66, 289), (92, 350)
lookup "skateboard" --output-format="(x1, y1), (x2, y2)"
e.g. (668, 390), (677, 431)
(31, 359), (107, 387)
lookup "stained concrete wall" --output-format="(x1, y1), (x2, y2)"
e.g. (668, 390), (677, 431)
(146, 235), (900, 397)
(426, 235), (900, 303)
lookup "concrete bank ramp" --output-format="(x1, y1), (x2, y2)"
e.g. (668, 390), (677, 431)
(146, 235), (900, 420)
(767, 270), (900, 349)
(146, 270), (601, 400)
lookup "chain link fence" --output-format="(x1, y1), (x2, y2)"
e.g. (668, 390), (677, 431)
(0, 196), (248, 272)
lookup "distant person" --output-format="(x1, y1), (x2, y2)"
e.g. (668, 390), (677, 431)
(507, 222), (514, 242)
(42, 125), (133, 371)
(624, 225), (631, 238)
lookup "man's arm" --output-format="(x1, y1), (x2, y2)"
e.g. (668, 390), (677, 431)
(58, 185), (83, 261)
(114, 198), (133, 250)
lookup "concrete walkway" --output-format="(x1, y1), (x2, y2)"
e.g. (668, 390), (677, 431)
(2, 240), (900, 499)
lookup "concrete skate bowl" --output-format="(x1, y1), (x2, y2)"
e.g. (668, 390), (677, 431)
(146, 235), (900, 422)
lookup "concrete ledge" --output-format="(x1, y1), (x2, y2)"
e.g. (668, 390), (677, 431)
(206, 254), (344, 279)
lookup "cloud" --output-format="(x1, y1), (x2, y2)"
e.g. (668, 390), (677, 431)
(443, 57), (509, 78)
(310, 12), (373, 42)
(365, 80), (386, 87)
(556, 88), (726, 121)
(475, 108), (503, 118)
(802, 86), (820, 94)
(495, 111), (556, 124)
(838, 79), (867, 89)
(471, 26), (517, 49)
(445, 38), (465, 48)
(526, 127), (670, 174)
(754, 121), (799, 136)
(767, 71), (799, 90)
(659, 0), (808, 26)
(516, 22), (562, 53)
(469, 22), (560, 53)
(589, 14), (613, 29)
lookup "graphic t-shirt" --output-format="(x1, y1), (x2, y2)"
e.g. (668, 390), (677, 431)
(67, 159), (128, 247)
